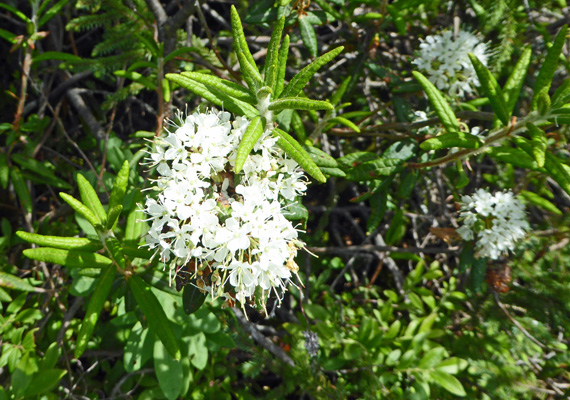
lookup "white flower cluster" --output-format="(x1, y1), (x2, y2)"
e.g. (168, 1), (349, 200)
(413, 30), (489, 98)
(142, 109), (307, 308)
(457, 189), (530, 260)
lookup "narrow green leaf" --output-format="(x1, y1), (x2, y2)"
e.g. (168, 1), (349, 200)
(106, 205), (123, 230)
(303, 146), (339, 168)
(10, 167), (32, 214)
(346, 158), (404, 181)
(60, 192), (101, 229)
(22, 247), (112, 268)
(290, 110), (307, 142)
(75, 263), (116, 358)
(526, 123), (547, 167)
(367, 187), (388, 234)
(234, 116), (265, 174)
(0, 28), (17, 44)
(269, 97), (334, 112)
(421, 132), (482, 151)
(264, 16), (286, 89)
(11, 154), (71, 189)
(503, 47), (532, 116)
(108, 160), (129, 218)
(0, 152), (9, 189)
(0, 3), (31, 23)
(544, 151), (570, 196)
(125, 193), (145, 242)
(273, 34), (290, 98)
(412, 71), (460, 133)
(154, 338), (184, 400)
(532, 25), (568, 109)
(162, 78), (170, 103)
(280, 46), (344, 98)
(0, 272), (35, 292)
(113, 70), (156, 90)
(77, 174), (106, 225)
(328, 116), (360, 133)
(298, 15), (318, 58)
(551, 79), (570, 108)
(180, 72), (255, 103)
(435, 357), (469, 375)
(166, 74), (258, 118)
(468, 53), (509, 125)
(15, 231), (102, 251)
(430, 370), (466, 397)
(519, 190), (562, 215)
(418, 346), (445, 369)
(129, 276), (181, 360)
(272, 128), (326, 183)
(22, 369), (66, 398)
(319, 167), (346, 177)
(337, 152), (378, 169)
(230, 5), (262, 90)
(183, 284), (206, 315)
(38, 0), (71, 27)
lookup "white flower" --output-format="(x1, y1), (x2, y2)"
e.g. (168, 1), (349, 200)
(413, 29), (489, 98)
(457, 189), (530, 260)
(142, 109), (307, 309)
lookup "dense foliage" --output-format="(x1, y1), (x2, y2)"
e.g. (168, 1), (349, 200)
(1, 0), (570, 398)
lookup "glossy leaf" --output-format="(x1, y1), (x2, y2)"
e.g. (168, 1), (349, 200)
(303, 145), (339, 168)
(230, 6), (262, 90)
(412, 71), (460, 133)
(272, 128), (326, 183)
(183, 284), (206, 315)
(77, 174), (106, 225)
(166, 74), (258, 118)
(235, 115), (265, 174)
(106, 205), (123, 230)
(280, 46), (344, 98)
(319, 166), (346, 177)
(298, 15), (318, 58)
(75, 263), (116, 358)
(60, 193), (101, 229)
(269, 97), (334, 112)
(16, 231), (102, 251)
(430, 370), (466, 397)
(23, 247), (112, 268)
(346, 158), (404, 181)
(10, 167), (33, 214)
(469, 53), (509, 125)
(180, 71), (255, 103)
(503, 47), (532, 116)
(532, 25), (568, 110)
(264, 16), (286, 89)
(526, 123), (547, 167)
(108, 159), (129, 216)
(328, 116), (361, 132)
(273, 34), (290, 97)
(128, 276), (181, 360)
(421, 132), (482, 151)
(0, 272), (35, 292)
(486, 146), (541, 171)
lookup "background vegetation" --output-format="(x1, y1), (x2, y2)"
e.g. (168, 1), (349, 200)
(1, 0), (570, 399)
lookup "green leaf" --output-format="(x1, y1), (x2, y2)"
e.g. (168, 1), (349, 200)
(114, 70), (157, 90)
(470, 257), (487, 292)
(269, 97), (334, 112)
(235, 116), (266, 174)
(124, 323), (153, 373)
(273, 34), (290, 98)
(106, 205), (123, 230)
(418, 347), (446, 369)
(551, 79), (570, 108)
(272, 128), (326, 183)
(11, 154), (71, 189)
(280, 46), (344, 98)
(412, 71), (460, 133)
(0, 3), (31, 23)
(298, 15), (318, 58)
(468, 53), (509, 125)
(188, 332), (208, 370)
(231, 5), (262, 90)
(328, 116), (360, 133)
(421, 132), (482, 151)
(430, 370), (466, 396)
(435, 357), (469, 375)
(532, 25), (568, 110)
(182, 284), (206, 315)
(0, 272), (35, 292)
(526, 123), (547, 168)
(519, 190), (562, 215)
(264, 16), (286, 89)
(486, 146), (541, 170)
(283, 199), (310, 220)
(0, 152), (9, 189)
(125, 193), (145, 242)
(346, 158), (404, 181)
(16, 231), (102, 251)
(108, 160), (129, 219)
(544, 151), (570, 196)
(337, 152), (378, 169)
(303, 145), (338, 168)
(10, 167), (32, 214)
(60, 192), (101, 229)
(12, 352), (37, 396)
(166, 74), (258, 118)
(367, 187), (388, 234)
(0, 28), (17, 44)
(128, 276), (181, 360)
(77, 174), (106, 225)
(75, 263), (116, 358)
(154, 337), (184, 400)
(385, 209), (405, 245)
(38, 0), (72, 27)
(22, 247), (112, 268)
(180, 72), (255, 103)
(503, 47), (532, 116)
(319, 166), (346, 177)
(23, 369), (66, 397)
